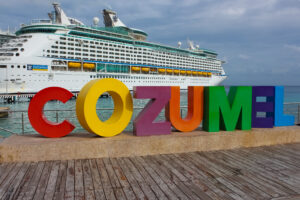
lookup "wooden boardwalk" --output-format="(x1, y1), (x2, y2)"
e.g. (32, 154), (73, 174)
(0, 143), (299, 200)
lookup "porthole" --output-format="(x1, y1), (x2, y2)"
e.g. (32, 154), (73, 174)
(11, 65), (14, 68)
(16, 53), (20, 56)
(20, 48), (24, 52)
(17, 65), (20, 68)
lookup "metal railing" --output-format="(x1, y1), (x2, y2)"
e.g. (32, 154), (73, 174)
(0, 103), (300, 137)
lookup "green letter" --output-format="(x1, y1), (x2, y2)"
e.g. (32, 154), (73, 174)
(203, 86), (252, 132)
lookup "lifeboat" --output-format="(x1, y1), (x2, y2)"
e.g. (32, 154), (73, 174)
(174, 70), (180, 74)
(180, 70), (186, 74)
(142, 67), (150, 72)
(187, 71), (192, 75)
(131, 66), (140, 71)
(166, 69), (173, 73)
(207, 72), (212, 76)
(158, 68), (166, 73)
(198, 71), (203, 75)
(150, 68), (157, 72)
(68, 62), (81, 68)
(192, 71), (198, 75)
(83, 63), (95, 69)
(203, 72), (208, 76)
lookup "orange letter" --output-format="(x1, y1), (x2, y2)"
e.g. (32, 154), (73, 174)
(166, 86), (203, 132)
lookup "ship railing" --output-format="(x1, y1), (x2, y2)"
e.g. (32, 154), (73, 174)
(0, 102), (300, 136)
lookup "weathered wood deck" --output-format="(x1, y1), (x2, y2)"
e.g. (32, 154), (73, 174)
(0, 143), (299, 200)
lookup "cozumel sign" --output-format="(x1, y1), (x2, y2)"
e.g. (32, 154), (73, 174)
(28, 78), (295, 138)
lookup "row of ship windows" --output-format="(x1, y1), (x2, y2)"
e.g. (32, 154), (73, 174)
(47, 56), (220, 71)
(56, 38), (216, 61)
(46, 55), (221, 71)
(49, 47), (218, 63)
(46, 52), (220, 67)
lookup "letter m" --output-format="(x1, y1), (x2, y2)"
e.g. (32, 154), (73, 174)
(203, 86), (252, 132)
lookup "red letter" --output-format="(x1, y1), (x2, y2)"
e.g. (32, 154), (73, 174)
(28, 87), (75, 138)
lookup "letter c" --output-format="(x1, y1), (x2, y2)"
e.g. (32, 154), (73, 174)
(28, 87), (75, 138)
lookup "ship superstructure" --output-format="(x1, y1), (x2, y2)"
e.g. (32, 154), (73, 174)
(0, 30), (15, 46)
(0, 3), (226, 98)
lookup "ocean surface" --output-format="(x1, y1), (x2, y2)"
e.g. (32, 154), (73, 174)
(0, 86), (299, 138)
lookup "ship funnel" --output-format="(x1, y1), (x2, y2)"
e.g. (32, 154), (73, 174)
(52, 2), (71, 25)
(102, 9), (126, 27)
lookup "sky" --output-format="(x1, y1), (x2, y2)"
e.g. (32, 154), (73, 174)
(0, 0), (300, 85)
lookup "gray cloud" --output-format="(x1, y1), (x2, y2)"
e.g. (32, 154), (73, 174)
(0, 0), (299, 85)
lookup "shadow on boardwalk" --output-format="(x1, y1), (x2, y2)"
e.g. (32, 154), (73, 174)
(0, 143), (299, 200)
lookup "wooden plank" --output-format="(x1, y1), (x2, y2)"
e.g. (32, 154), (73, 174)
(204, 151), (274, 199)
(109, 158), (137, 200)
(15, 162), (39, 200)
(82, 159), (96, 200)
(166, 154), (234, 200)
(102, 158), (126, 200)
(2, 162), (30, 200)
(202, 152), (272, 200)
(236, 149), (300, 193)
(162, 154), (231, 199)
(0, 163), (16, 186)
(135, 155), (184, 200)
(0, 163), (8, 179)
(33, 161), (53, 200)
(151, 155), (203, 200)
(74, 159), (85, 200)
(221, 150), (297, 195)
(0, 162), (23, 199)
(22, 162), (45, 200)
(44, 160), (61, 200)
(123, 157), (158, 199)
(89, 159), (106, 200)
(116, 157), (146, 199)
(65, 160), (75, 200)
(53, 160), (68, 200)
(161, 154), (225, 200)
(96, 158), (116, 200)
(129, 157), (168, 200)
(174, 153), (245, 200)
(139, 156), (184, 200)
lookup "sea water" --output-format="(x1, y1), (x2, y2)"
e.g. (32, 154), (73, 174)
(0, 86), (299, 138)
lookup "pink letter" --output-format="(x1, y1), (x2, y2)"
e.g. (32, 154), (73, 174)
(133, 86), (171, 136)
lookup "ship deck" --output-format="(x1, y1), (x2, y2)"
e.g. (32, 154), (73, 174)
(0, 143), (299, 200)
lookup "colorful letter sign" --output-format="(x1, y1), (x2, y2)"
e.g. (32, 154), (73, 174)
(133, 86), (171, 136)
(28, 87), (75, 138)
(274, 86), (295, 126)
(203, 86), (252, 132)
(76, 78), (133, 137)
(166, 86), (203, 132)
(27, 78), (295, 138)
(252, 86), (274, 128)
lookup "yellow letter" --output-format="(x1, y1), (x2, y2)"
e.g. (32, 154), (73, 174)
(76, 78), (133, 137)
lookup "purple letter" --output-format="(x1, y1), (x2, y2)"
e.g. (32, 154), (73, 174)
(252, 86), (274, 128)
(133, 86), (171, 136)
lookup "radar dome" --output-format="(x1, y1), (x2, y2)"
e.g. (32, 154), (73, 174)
(178, 41), (182, 48)
(93, 17), (100, 26)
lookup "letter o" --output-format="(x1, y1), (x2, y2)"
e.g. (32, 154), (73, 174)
(76, 78), (133, 137)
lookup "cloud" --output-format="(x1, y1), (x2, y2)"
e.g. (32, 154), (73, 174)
(284, 44), (300, 53)
(0, 0), (300, 85)
(238, 54), (250, 60)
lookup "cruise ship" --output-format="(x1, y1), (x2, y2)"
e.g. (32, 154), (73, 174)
(0, 3), (226, 99)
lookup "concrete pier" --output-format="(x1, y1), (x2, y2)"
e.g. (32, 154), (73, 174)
(0, 126), (299, 163)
